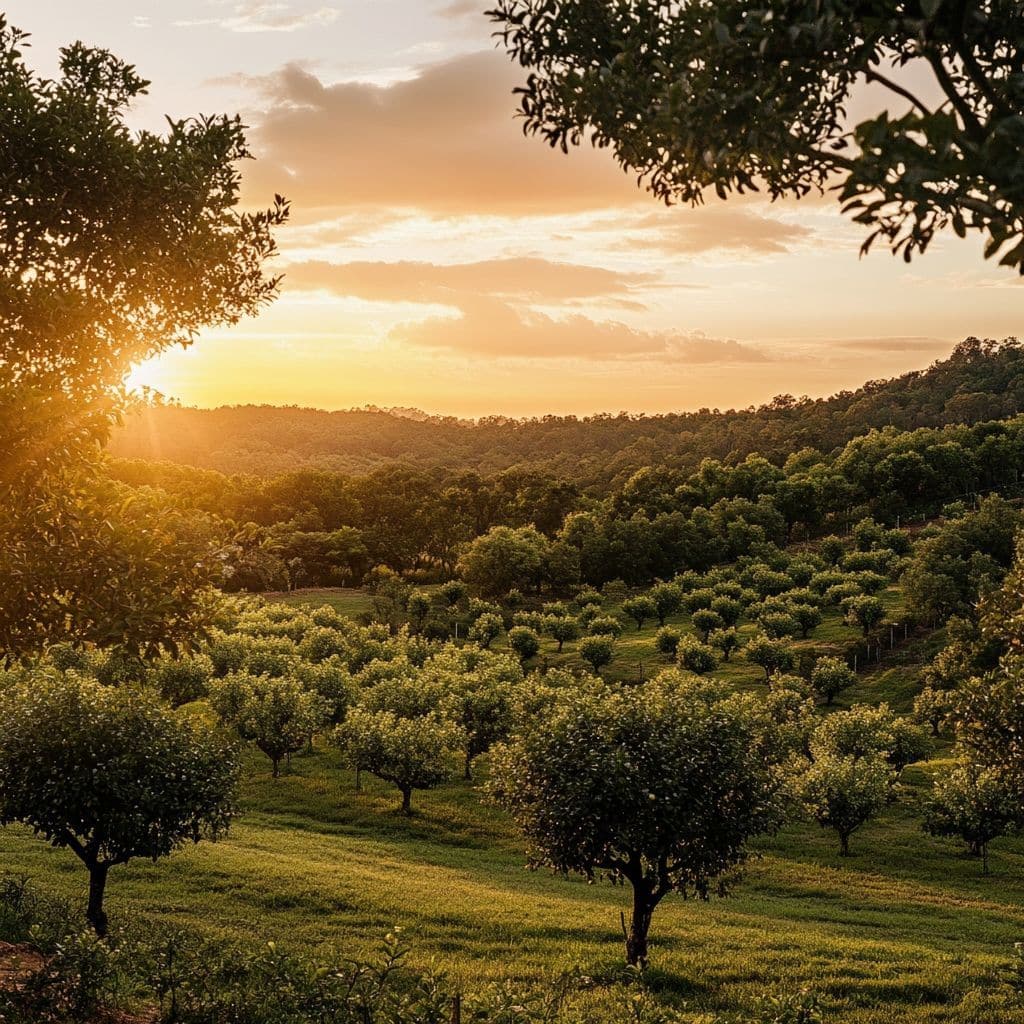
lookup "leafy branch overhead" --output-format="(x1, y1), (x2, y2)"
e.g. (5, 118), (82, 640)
(489, 0), (1024, 269)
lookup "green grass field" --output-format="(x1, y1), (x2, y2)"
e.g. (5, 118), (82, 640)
(3, 739), (1023, 1022)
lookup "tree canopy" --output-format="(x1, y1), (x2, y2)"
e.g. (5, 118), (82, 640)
(490, 1), (1024, 270)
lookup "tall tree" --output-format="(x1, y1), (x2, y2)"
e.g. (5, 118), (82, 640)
(0, 19), (287, 658)
(489, 673), (783, 967)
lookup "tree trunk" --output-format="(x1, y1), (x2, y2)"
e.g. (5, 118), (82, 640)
(982, 843), (990, 876)
(401, 786), (412, 816)
(624, 885), (654, 968)
(272, 757), (281, 779)
(87, 863), (109, 938)
(464, 752), (473, 781)
(839, 831), (850, 857)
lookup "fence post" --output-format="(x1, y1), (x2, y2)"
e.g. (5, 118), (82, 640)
(452, 993), (462, 1024)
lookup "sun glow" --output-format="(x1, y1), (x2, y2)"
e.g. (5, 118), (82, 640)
(125, 356), (173, 397)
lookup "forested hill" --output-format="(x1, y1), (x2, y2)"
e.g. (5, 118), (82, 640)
(111, 337), (1024, 484)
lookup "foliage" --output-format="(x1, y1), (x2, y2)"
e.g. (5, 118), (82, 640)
(0, 672), (238, 935)
(209, 674), (329, 778)
(798, 755), (894, 856)
(810, 656), (856, 706)
(0, 18), (286, 659)
(924, 761), (1019, 873)
(578, 635), (614, 674)
(744, 633), (794, 681)
(489, 672), (784, 966)
(334, 709), (463, 814)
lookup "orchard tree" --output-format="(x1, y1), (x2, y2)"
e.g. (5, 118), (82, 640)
(649, 582), (682, 626)
(0, 673), (238, 935)
(209, 674), (328, 778)
(655, 626), (681, 660)
(508, 626), (541, 664)
(913, 686), (953, 737)
(810, 656), (856, 706)
(790, 604), (823, 639)
(709, 627), (739, 662)
(845, 596), (886, 636)
(441, 673), (517, 780)
(798, 755), (894, 856)
(677, 637), (718, 675)
(545, 615), (579, 652)
(924, 761), (1019, 873)
(623, 595), (657, 631)
(743, 633), (794, 681)
(691, 609), (725, 643)
(490, 1), (1024, 272)
(334, 709), (462, 814)
(469, 612), (504, 650)
(0, 19), (287, 658)
(579, 635), (614, 674)
(489, 673), (784, 967)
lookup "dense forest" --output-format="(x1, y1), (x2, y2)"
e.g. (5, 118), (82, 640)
(111, 337), (1024, 483)
(104, 340), (1024, 595)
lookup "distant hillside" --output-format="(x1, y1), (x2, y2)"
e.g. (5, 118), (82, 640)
(110, 337), (1024, 486)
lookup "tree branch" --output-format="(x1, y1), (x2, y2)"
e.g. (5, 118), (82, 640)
(864, 69), (933, 117)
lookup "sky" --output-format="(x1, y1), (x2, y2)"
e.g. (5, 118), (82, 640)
(10, 1), (1024, 417)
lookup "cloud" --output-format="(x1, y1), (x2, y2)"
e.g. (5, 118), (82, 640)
(393, 296), (769, 363)
(283, 257), (657, 304)
(178, 2), (339, 33)
(242, 50), (639, 213)
(827, 336), (953, 353)
(437, 0), (484, 17)
(629, 208), (813, 256)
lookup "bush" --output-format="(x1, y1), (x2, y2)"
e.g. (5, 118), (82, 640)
(508, 626), (541, 663)
(655, 626), (681, 659)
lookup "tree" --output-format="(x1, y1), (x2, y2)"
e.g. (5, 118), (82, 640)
(334, 709), (462, 814)
(655, 626), (681, 659)
(457, 526), (550, 598)
(913, 686), (953, 737)
(810, 656), (856, 706)
(691, 609), (725, 643)
(798, 755), (893, 856)
(578, 635), (614, 674)
(488, 673), (783, 966)
(845, 595), (886, 636)
(649, 582), (682, 626)
(508, 626), (541, 664)
(545, 615), (579, 653)
(790, 603), (823, 639)
(709, 627), (739, 662)
(0, 672), (238, 935)
(441, 673), (517, 780)
(924, 761), (1019, 874)
(406, 591), (432, 632)
(0, 20), (286, 659)
(209, 674), (328, 778)
(677, 637), (718, 675)
(469, 612), (503, 650)
(743, 633), (794, 681)
(623, 595), (657, 631)
(587, 615), (623, 638)
(490, 1), (1024, 272)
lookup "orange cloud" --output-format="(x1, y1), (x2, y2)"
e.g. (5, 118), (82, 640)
(283, 257), (658, 303)
(392, 295), (769, 362)
(243, 51), (640, 213)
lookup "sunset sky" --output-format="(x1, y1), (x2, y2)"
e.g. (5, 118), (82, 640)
(13, 1), (1024, 417)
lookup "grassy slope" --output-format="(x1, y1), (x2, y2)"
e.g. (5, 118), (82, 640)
(4, 587), (1021, 1021)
